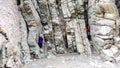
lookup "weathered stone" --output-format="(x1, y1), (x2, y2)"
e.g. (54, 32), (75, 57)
(0, 0), (24, 67)
(89, 0), (120, 61)
(0, 34), (7, 50)
(21, 0), (41, 58)
(19, 11), (30, 63)
(95, 19), (115, 28)
(102, 46), (118, 57)
(93, 37), (105, 47)
(95, 26), (113, 36)
(95, 2), (119, 20)
(61, 0), (71, 18)
(1, 0), (120, 67)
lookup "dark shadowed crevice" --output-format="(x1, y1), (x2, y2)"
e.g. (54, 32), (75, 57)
(36, 0), (48, 26)
(55, 0), (68, 52)
(0, 27), (9, 41)
(115, 0), (120, 16)
(115, 0), (120, 36)
(20, 11), (29, 34)
(17, 0), (21, 5)
(83, 1), (91, 41)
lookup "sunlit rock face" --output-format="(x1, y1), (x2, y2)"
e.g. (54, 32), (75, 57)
(0, 0), (28, 67)
(88, 0), (120, 61)
(0, 0), (120, 67)
(20, 0), (41, 59)
(19, 0), (91, 58)
(37, 0), (91, 55)
(0, 0), (91, 67)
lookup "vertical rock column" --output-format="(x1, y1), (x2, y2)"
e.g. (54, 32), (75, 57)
(37, 0), (91, 54)
(19, 11), (30, 63)
(60, 0), (77, 53)
(76, 0), (91, 55)
(88, 0), (120, 61)
(20, 0), (41, 58)
(60, 0), (91, 55)
(47, 0), (67, 54)
(0, 0), (22, 67)
(115, 0), (120, 36)
(37, 0), (55, 56)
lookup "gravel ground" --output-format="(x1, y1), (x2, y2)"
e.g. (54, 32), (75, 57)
(24, 53), (120, 68)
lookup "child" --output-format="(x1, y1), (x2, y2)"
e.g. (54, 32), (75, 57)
(38, 35), (43, 48)
(86, 25), (91, 40)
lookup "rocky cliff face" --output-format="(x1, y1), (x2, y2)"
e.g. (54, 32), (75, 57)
(88, 0), (120, 62)
(0, 0), (120, 68)
(0, 0), (32, 67)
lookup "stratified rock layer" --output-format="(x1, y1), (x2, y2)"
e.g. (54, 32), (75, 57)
(88, 0), (120, 61)
(0, 0), (120, 68)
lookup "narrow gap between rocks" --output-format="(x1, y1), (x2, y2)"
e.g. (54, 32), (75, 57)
(83, 1), (91, 41)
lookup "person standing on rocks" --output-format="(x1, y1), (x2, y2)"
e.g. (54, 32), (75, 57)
(38, 34), (43, 48)
(86, 25), (91, 40)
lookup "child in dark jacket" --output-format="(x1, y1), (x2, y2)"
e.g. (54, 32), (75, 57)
(86, 26), (91, 40)
(38, 36), (43, 48)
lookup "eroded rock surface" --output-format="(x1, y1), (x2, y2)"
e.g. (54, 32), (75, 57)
(88, 0), (120, 61)
(0, 0), (120, 68)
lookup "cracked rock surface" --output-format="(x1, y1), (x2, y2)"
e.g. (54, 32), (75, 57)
(0, 0), (120, 68)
